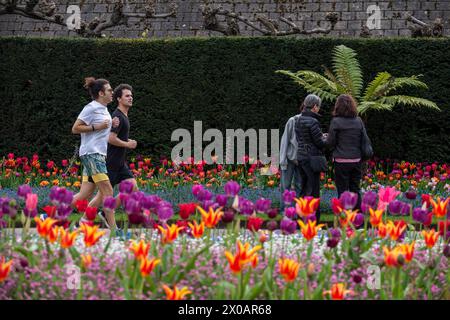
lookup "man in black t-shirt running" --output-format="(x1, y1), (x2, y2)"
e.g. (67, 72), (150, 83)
(91, 84), (138, 225)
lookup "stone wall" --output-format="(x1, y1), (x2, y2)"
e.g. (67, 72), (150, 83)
(0, 0), (449, 38)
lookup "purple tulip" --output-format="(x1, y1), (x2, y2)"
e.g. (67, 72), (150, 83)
(0, 198), (9, 215)
(267, 208), (278, 219)
(156, 201), (174, 222)
(49, 187), (73, 205)
(104, 196), (116, 210)
(194, 188), (213, 202)
(412, 208), (428, 223)
(339, 191), (358, 210)
(282, 189), (296, 205)
(57, 203), (72, 218)
(119, 180), (134, 194)
(201, 200), (218, 211)
(17, 184), (32, 199)
(353, 213), (365, 227)
(388, 200), (403, 216)
(302, 214), (316, 223)
(405, 190), (417, 200)
(255, 198), (271, 214)
(119, 193), (129, 209)
(23, 207), (37, 218)
(215, 194), (228, 207)
(361, 191), (377, 213)
(266, 220), (278, 231)
(329, 228), (341, 239)
(125, 198), (141, 216)
(0, 219), (6, 229)
(238, 198), (254, 215)
(280, 218), (297, 235)
(224, 181), (240, 197)
(128, 213), (144, 225)
(444, 245), (450, 258)
(130, 191), (145, 203)
(327, 238), (339, 248)
(400, 203), (412, 216)
(284, 207), (297, 219)
(222, 209), (235, 223)
(192, 184), (204, 198)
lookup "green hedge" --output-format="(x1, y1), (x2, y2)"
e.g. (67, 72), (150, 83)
(0, 36), (449, 163)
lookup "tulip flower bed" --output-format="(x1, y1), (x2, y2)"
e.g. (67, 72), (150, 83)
(0, 181), (449, 300)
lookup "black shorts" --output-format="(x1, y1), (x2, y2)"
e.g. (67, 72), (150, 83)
(107, 164), (134, 187)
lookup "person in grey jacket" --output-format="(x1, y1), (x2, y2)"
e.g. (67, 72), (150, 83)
(295, 94), (327, 222)
(279, 105), (302, 211)
(326, 94), (366, 210)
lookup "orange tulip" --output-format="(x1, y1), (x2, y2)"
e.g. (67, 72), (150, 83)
(129, 239), (151, 261)
(294, 197), (320, 217)
(187, 221), (205, 238)
(278, 258), (301, 282)
(236, 241), (262, 261)
(225, 241), (261, 274)
(34, 217), (58, 239)
(383, 246), (412, 267)
(162, 284), (192, 300)
(140, 257), (161, 277)
(197, 206), (223, 228)
(60, 228), (78, 249)
(369, 208), (383, 227)
(377, 221), (388, 238)
(339, 209), (357, 227)
(157, 224), (184, 245)
(398, 242), (415, 263)
(297, 220), (325, 241)
(0, 257), (13, 283)
(47, 225), (59, 243)
(323, 283), (354, 300)
(386, 221), (407, 241)
(80, 224), (106, 247)
(224, 251), (244, 273)
(81, 254), (92, 268)
(422, 229), (440, 248)
(430, 197), (449, 218)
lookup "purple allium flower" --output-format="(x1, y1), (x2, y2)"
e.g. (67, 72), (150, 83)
(103, 196), (116, 210)
(353, 213), (364, 227)
(361, 191), (377, 213)
(280, 218), (297, 235)
(266, 220), (278, 231)
(222, 209), (235, 223)
(119, 180), (134, 194)
(284, 207), (297, 219)
(267, 208), (278, 219)
(17, 184), (32, 199)
(282, 189), (296, 205)
(255, 198), (271, 214)
(339, 191), (358, 210)
(224, 181), (240, 197)
(215, 194), (228, 207)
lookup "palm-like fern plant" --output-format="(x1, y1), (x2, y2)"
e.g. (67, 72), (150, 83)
(276, 45), (439, 115)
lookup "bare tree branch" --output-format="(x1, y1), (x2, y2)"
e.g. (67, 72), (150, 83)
(0, 0), (178, 37)
(201, 1), (338, 37)
(406, 13), (444, 37)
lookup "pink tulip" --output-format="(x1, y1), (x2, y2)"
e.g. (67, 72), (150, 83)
(25, 193), (38, 212)
(377, 187), (401, 211)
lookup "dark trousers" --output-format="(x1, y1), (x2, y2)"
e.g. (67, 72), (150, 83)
(298, 159), (321, 222)
(280, 160), (302, 211)
(334, 161), (362, 210)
